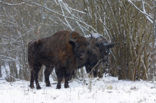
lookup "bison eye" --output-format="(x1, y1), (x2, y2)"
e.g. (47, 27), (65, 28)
(105, 49), (110, 55)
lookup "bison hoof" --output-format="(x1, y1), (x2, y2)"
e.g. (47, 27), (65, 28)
(30, 84), (34, 89)
(65, 84), (69, 88)
(46, 83), (51, 87)
(36, 86), (41, 89)
(56, 85), (61, 89)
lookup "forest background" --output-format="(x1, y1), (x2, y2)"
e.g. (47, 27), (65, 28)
(0, 0), (156, 82)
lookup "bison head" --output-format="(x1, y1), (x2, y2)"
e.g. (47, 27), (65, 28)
(96, 42), (115, 57)
(85, 35), (115, 74)
(94, 36), (114, 59)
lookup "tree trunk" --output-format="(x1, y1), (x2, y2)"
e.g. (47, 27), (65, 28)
(154, 1), (156, 46)
(0, 63), (2, 77)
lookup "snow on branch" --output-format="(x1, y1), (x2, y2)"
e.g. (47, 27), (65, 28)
(58, 1), (73, 30)
(0, 1), (25, 6)
(24, 1), (97, 33)
(55, 0), (86, 14)
(57, 0), (97, 34)
(127, 0), (153, 23)
(0, 55), (17, 62)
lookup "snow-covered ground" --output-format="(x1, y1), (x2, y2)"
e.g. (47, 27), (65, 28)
(0, 76), (156, 103)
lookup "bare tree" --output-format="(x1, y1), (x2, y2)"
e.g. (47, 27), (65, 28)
(0, 0), (155, 81)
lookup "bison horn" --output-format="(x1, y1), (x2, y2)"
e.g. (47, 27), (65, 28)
(103, 43), (115, 48)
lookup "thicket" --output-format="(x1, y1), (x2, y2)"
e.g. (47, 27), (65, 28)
(0, 0), (155, 81)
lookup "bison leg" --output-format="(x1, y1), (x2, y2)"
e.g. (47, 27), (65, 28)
(34, 64), (42, 89)
(64, 76), (70, 88)
(30, 70), (35, 88)
(55, 69), (63, 89)
(44, 66), (53, 87)
(93, 70), (98, 77)
(64, 71), (71, 88)
(35, 69), (41, 89)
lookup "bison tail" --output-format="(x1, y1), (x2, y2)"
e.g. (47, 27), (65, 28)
(28, 40), (41, 66)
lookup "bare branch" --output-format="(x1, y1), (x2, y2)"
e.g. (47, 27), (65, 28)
(127, 0), (153, 23)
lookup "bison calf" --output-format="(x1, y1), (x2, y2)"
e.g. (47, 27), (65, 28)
(28, 30), (89, 89)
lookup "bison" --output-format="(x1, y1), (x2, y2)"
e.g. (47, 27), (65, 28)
(28, 30), (89, 89)
(42, 34), (115, 85)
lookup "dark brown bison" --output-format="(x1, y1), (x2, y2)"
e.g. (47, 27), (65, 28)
(28, 30), (89, 89)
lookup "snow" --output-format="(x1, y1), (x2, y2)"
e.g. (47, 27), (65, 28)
(0, 76), (156, 103)
(1, 64), (10, 79)
(85, 33), (102, 38)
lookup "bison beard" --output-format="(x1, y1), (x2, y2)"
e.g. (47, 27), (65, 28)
(28, 30), (89, 89)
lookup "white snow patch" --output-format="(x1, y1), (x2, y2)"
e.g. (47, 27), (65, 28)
(0, 76), (156, 103)
(85, 33), (102, 39)
(1, 64), (10, 79)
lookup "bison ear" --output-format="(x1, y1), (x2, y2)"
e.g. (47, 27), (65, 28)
(69, 38), (77, 48)
(104, 43), (115, 48)
(69, 32), (78, 48)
